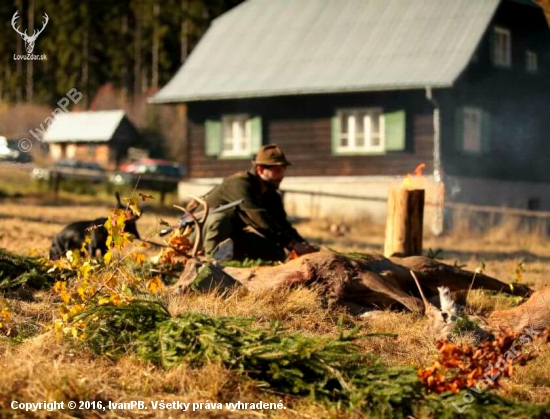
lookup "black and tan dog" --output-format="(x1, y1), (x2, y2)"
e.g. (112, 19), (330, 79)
(49, 192), (140, 260)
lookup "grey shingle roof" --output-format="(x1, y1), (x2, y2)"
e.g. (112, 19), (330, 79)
(42, 110), (126, 143)
(150, 0), (501, 103)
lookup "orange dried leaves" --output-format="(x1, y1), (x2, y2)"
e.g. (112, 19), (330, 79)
(419, 327), (550, 394)
(153, 227), (193, 264)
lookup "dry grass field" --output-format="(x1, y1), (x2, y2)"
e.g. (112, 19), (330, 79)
(1, 162), (549, 418)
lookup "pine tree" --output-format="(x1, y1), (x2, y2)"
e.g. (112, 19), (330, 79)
(0, 0), (244, 107)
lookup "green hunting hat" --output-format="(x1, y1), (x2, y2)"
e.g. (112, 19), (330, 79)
(253, 144), (291, 166)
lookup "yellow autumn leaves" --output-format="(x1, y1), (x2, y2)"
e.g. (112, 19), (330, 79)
(0, 305), (11, 334)
(49, 198), (162, 340)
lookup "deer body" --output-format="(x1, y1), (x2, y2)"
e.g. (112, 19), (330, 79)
(488, 288), (550, 333)
(173, 251), (530, 311)
(163, 196), (550, 341)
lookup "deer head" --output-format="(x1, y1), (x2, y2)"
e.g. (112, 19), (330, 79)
(12, 11), (49, 54)
(167, 199), (242, 294)
(411, 270), (492, 341)
(174, 253), (241, 295)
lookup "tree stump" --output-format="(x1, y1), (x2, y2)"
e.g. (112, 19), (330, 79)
(384, 188), (424, 257)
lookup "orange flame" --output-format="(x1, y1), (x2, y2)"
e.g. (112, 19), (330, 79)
(401, 163), (426, 190)
(414, 163), (426, 177)
(288, 250), (300, 261)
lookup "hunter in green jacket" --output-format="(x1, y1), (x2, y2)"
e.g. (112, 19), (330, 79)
(201, 144), (316, 262)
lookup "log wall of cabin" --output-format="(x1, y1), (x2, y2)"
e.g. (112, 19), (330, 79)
(439, 0), (550, 183)
(186, 90), (435, 179)
(72, 143), (111, 168)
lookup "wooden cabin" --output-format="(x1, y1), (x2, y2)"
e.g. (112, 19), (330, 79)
(151, 0), (550, 228)
(42, 110), (140, 169)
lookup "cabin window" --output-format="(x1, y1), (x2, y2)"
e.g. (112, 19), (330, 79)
(221, 114), (252, 156)
(205, 116), (262, 159)
(493, 27), (511, 67)
(331, 109), (405, 155)
(462, 108), (482, 153)
(455, 107), (491, 154)
(526, 51), (538, 73)
(336, 109), (384, 153)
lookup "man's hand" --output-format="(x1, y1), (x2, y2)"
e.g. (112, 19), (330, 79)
(291, 241), (318, 256)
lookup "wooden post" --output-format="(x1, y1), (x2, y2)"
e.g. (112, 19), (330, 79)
(48, 171), (61, 200)
(384, 188), (425, 257)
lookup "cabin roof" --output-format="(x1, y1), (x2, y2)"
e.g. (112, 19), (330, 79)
(42, 110), (127, 143)
(151, 0), (507, 103)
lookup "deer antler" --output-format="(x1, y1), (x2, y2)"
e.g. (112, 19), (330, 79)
(11, 11), (26, 38)
(173, 204), (200, 255)
(192, 195), (209, 228)
(173, 195), (209, 257)
(29, 13), (49, 41)
(410, 270), (432, 312)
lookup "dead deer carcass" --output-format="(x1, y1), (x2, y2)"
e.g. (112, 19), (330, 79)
(164, 200), (549, 338)
(172, 249), (530, 308)
(49, 192), (141, 260)
(172, 252), (550, 340)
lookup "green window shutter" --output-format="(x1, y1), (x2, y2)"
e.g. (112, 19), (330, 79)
(384, 110), (406, 151)
(250, 116), (263, 154)
(331, 116), (340, 155)
(481, 110), (491, 153)
(205, 119), (222, 156)
(455, 108), (464, 151)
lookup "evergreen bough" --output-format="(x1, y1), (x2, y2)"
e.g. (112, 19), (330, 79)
(0, 248), (58, 290)
(73, 299), (550, 418)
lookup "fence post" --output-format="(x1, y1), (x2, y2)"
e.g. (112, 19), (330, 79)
(384, 188), (425, 257)
(48, 171), (61, 200)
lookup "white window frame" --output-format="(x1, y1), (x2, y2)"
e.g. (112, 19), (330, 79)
(221, 114), (252, 157)
(493, 27), (511, 67)
(336, 108), (385, 153)
(526, 50), (538, 73)
(462, 107), (482, 153)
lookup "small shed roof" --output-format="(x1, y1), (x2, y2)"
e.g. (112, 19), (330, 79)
(42, 110), (127, 143)
(151, 0), (502, 103)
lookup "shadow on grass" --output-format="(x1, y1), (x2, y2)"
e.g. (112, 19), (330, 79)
(434, 248), (550, 264)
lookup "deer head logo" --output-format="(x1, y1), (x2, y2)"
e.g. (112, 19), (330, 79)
(11, 10), (49, 54)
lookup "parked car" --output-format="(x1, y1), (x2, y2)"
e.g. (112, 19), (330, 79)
(31, 159), (107, 183)
(0, 142), (18, 162)
(0, 136), (32, 163)
(109, 158), (186, 191)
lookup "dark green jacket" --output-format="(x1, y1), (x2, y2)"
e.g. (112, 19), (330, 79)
(204, 169), (304, 248)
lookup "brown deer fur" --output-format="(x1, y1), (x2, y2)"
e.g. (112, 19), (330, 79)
(488, 288), (550, 333)
(169, 199), (549, 339)
(172, 251), (543, 327)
